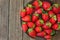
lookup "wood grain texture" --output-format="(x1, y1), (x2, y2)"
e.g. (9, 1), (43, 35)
(9, 0), (23, 40)
(17, 0), (23, 40)
(9, 0), (17, 40)
(0, 0), (9, 40)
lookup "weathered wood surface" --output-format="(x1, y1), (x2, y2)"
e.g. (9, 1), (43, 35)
(0, 0), (60, 40)
(0, 0), (9, 40)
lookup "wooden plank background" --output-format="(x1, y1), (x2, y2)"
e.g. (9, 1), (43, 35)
(0, 0), (60, 40)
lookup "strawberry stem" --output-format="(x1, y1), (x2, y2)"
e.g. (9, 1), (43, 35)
(47, 6), (52, 11)
(34, 13), (39, 16)
(42, 9), (46, 13)
(40, 19), (44, 24)
(39, 1), (42, 7)
(50, 13), (54, 18)
(28, 28), (33, 33)
(53, 4), (59, 8)
(42, 10), (48, 14)
(52, 15), (57, 21)
(27, 4), (33, 8)
(22, 9), (26, 12)
(51, 30), (56, 36)
(46, 22), (52, 27)
(22, 21), (26, 24)
(39, 27), (42, 31)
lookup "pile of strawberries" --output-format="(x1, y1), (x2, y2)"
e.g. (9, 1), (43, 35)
(20, 0), (60, 40)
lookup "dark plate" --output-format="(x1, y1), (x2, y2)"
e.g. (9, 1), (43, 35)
(20, 0), (60, 40)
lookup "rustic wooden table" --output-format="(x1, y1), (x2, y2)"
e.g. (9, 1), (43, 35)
(0, 0), (60, 40)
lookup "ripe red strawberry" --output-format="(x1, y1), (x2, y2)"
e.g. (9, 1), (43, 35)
(26, 4), (33, 15)
(52, 4), (60, 14)
(44, 29), (56, 36)
(44, 35), (51, 39)
(52, 23), (60, 30)
(27, 22), (35, 28)
(49, 15), (57, 24)
(22, 15), (30, 22)
(52, 7), (59, 14)
(48, 11), (54, 17)
(49, 18), (56, 24)
(42, 22), (52, 29)
(35, 8), (42, 14)
(52, 23), (58, 30)
(20, 9), (26, 17)
(32, 0), (42, 10)
(32, 0), (39, 9)
(57, 14), (60, 23)
(44, 29), (52, 35)
(32, 13), (39, 22)
(35, 26), (42, 33)
(37, 31), (46, 37)
(42, 13), (49, 22)
(42, 1), (51, 11)
(36, 19), (44, 27)
(22, 22), (28, 32)
(28, 28), (36, 38)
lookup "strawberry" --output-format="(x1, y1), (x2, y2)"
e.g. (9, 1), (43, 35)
(26, 4), (33, 15)
(44, 35), (51, 39)
(20, 9), (26, 17)
(35, 8), (43, 14)
(44, 29), (52, 35)
(57, 14), (60, 23)
(49, 18), (56, 24)
(42, 22), (52, 29)
(42, 1), (51, 11)
(32, 0), (42, 10)
(22, 22), (28, 32)
(49, 15), (57, 24)
(53, 4), (59, 8)
(37, 31), (46, 37)
(44, 29), (56, 35)
(28, 28), (36, 38)
(32, 0), (39, 9)
(27, 22), (35, 28)
(48, 11), (54, 17)
(52, 23), (60, 30)
(35, 26), (42, 33)
(42, 13), (49, 22)
(52, 7), (59, 14)
(32, 13), (39, 22)
(22, 15), (30, 22)
(52, 23), (58, 30)
(52, 4), (60, 14)
(36, 19), (44, 27)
